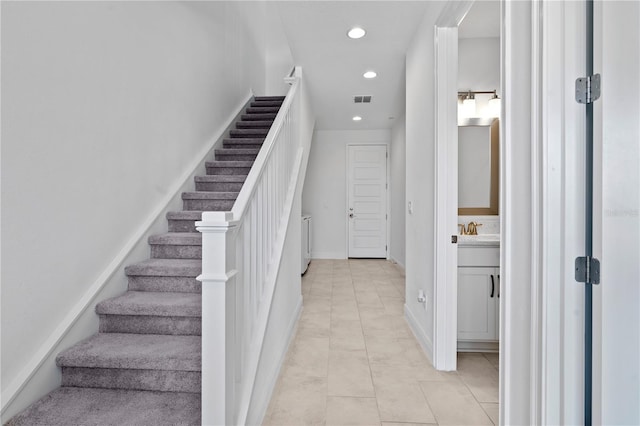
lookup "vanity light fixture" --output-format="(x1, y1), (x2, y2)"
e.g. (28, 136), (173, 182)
(363, 71), (377, 79)
(347, 27), (366, 39)
(457, 90), (500, 118)
(352, 116), (362, 121)
(487, 91), (501, 117)
(460, 91), (477, 118)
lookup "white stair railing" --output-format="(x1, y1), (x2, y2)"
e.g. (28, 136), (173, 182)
(196, 67), (304, 426)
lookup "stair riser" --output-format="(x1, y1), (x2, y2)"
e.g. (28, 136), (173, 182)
(241, 114), (277, 121)
(195, 181), (244, 192)
(128, 276), (201, 293)
(61, 367), (200, 393)
(236, 121), (273, 129)
(215, 153), (258, 162)
(254, 96), (285, 102)
(230, 129), (269, 138)
(151, 245), (201, 259)
(168, 220), (198, 233)
(250, 101), (283, 107)
(246, 107), (280, 114)
(223, 141), (263, 149)
(99, 315), (201, 336)
(206, 166), (252, 175)
(183, 199), (235, 211)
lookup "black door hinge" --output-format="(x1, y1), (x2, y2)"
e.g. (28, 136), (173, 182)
(575, 256), (600, 284)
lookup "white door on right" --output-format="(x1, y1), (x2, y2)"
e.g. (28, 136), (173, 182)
(347, 145), (387, 258)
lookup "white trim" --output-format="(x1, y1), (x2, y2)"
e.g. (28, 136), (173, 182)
(529, 1), (544, 423)
(389, 257), (405, 274)
(433, 0), (474, 373)
(433, 25), (461, 372)
(0, 92), (254, 418)
(405, 304), (434, 365)
(312, 252), (346, 260)
(251, 296), (303, 426)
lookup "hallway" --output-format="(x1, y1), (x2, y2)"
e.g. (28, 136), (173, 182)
(263, 259), (499, 425)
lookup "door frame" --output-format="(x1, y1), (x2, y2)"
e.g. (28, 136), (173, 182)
(433, 0), (473, 372)
(433, 0), (546, 423)
(345, 143), (390, 260)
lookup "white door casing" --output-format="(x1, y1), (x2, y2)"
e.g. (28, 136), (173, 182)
(347, 145), (388, 258)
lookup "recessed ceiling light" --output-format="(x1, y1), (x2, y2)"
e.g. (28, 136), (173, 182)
(363, 71), (377, 79)
(347, 27), (366, 39)
(352, 116), (362, 121)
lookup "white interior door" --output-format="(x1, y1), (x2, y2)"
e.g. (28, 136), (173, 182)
(347, 145), (388, 258)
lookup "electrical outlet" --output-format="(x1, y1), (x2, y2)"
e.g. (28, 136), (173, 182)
(408, 201), (413, 214)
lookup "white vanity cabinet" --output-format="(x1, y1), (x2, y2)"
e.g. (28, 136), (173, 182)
(457, 245), (500, 352)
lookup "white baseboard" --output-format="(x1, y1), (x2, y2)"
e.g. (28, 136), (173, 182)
(311, 251), (346, 259)
(404, 304), (434, 366)
(0, 93), (254, 421)
(250, 296), (302, 426)
(389, 257), (406, 275)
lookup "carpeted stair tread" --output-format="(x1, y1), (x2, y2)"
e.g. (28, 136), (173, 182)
(181, 191), (239, 200)
(56, 333), (200, 371)
(215, 148), (261, 155)
(149, 232), (202, 246)
(241, 113), (277, 121)
(250, 100), (283, 107)
(246, 106), (280, 114)
(166, 210), (203, 221)
(222, 138), (264, 149)
(195, 175), (247, 183)
(254, 95), (285, 101)
(205, 160), (254, 168)
(214, 148), (261, 161)
(5, 387), (200, 426)
(236, 121), (274, 129)
(125, 259), (200, 277)
(166, 211), (203, 233)
(229, 128), (269, 137)
(96, 291), (201, 317)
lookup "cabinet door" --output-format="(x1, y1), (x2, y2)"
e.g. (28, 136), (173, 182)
(457, 267), (499, 341)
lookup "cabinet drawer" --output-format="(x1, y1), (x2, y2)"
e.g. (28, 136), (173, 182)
(458, 246), (500, 267)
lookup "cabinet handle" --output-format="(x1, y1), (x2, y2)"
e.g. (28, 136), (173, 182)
(490, 275), (495, 298)
(497, 274), (500, 298)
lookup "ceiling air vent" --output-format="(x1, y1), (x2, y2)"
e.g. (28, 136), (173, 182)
(354, 96), (372, 103)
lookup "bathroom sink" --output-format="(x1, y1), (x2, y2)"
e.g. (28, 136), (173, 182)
(457, 234), (500, 246)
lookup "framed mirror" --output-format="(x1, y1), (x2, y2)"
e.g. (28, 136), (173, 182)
(458, 117), (499, 215)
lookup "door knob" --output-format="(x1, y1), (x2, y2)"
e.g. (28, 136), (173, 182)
(349, 213), (354, 218)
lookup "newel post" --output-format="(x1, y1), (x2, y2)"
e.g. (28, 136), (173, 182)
(196, 211), (238, 426)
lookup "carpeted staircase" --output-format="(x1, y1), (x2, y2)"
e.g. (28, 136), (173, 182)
(6, 96), (285, 426)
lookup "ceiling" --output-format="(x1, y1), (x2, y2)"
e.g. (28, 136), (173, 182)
(275, 1), (499, 131)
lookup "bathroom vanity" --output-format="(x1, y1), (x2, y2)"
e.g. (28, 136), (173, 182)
(457, 234), (500, 352)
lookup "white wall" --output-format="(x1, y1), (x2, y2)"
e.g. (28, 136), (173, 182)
(597, 1), (640, 423)
(404, 3), (443, 360)
(264, 3), (295, 96)
(302, 129), (390, 259)
(458, 37), (500, 107)
(0, 1), (284, 419)
(390, 116), (406, 268)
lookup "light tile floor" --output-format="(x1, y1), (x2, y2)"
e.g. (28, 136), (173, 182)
(264, 259), (499, 426)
